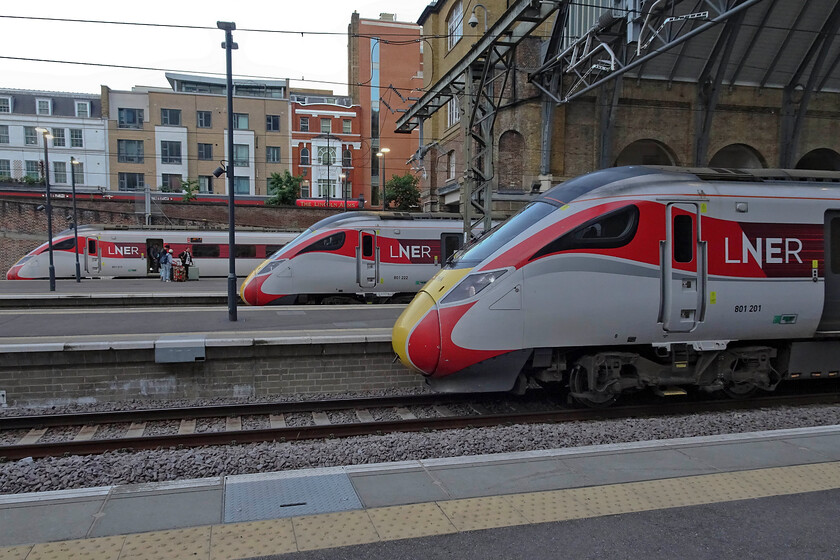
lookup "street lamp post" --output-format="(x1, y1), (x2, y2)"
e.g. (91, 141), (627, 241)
(376, 147), (390, 210)
(70, 157), (81, 282)
(340, 173), (347, 211)
(36, 128), (55, 291)
(218, 21), (238, 322)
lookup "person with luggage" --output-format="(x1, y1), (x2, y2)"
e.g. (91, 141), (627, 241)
(159, 249), (173, 282)
(179, 247), (194, 280)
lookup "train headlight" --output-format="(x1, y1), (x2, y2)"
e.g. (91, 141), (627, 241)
(257, 259), (287, 276)
(441, 269), (507, 304)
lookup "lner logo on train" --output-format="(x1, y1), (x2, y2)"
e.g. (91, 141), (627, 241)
(711, 222), (822, 278)
(387, 240), (439, 264)
(102, 242), (144, 257)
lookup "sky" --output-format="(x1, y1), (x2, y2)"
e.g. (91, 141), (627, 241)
(2, 0), (433, 95)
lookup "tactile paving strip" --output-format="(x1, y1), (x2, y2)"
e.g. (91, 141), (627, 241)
(25, 535), (125, 560)
(209, 519), (297, 559)
(224, 472), (362, 522)
(367, 503), (458, 540)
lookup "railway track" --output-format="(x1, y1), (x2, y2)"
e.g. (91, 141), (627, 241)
(2, 391), (840, 461)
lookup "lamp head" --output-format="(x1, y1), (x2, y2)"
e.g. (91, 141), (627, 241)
(376, 152), (384, 158)
(468, 11), (479, 28)
(380, 147), (390, 154)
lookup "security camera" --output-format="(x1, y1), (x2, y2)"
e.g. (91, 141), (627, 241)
(468, 12), (478, 28)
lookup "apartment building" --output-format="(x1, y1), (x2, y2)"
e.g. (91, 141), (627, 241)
(104, 73), (292, 195)
(0, 89), (108, 188)
(348, 12), (423, 208)
(290, 91), (361, 204)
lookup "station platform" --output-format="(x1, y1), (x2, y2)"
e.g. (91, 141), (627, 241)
(0, 279), (230, 308)
(2, 425), (839, 559)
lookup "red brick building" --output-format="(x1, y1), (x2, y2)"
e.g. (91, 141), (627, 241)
(348, 12), (423, 208)
(289, 92), (362, 207)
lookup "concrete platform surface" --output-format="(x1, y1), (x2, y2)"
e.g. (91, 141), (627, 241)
(1, 425), (839, 559)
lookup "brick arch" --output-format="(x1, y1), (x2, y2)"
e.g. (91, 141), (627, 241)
(709, 144), (767, 168)
(498, 130), (525, 191)
(614, 139), (678, 166)
(796, 148), (840, 171)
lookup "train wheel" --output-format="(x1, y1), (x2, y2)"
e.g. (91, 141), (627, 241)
(720, 382), (758, 400)
(568, 365), (618, 408)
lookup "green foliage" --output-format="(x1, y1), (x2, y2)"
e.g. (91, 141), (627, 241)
(23, 175), (41, 186)
(384, 173), (421, 211)
(181, 179), (199, 202)
(267, 170), (304, 206)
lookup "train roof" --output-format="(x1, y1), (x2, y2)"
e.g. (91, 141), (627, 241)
(538, 166), (840, 206)
(306, 211), (464, 231)
(72, 224), (299, 233)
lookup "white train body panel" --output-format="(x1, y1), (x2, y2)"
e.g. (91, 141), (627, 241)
(392, 167), (840, 396)
(7, 226), (297, 280)
(240, 212), (467, 305)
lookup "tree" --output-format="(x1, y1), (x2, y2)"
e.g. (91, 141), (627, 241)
(267, 170), (304, 206)
(180, 179), (199, 202)
(384, 173), (421, 211)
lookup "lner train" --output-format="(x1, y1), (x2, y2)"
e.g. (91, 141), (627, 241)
(393, 166), (840, 407)
(7, 225), (298, 280)
(240, 212), (468, 305)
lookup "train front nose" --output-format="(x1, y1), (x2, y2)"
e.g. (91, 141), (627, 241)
(393, 291), (440, 375)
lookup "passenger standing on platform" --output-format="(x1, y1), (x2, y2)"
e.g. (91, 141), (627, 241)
(179, 247), (194, 279)
(149, 244), (162, 273)
(159, 249), (172, 282)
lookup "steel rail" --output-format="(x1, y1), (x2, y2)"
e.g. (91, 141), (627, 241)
(2, 392), (838, 461)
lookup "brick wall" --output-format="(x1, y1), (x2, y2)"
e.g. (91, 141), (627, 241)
(0, 342), (424, 407)
(0, 196), (334, 273)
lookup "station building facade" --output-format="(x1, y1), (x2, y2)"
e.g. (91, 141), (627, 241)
(0, 89), (108, 189)
(415, 0), (840, 213)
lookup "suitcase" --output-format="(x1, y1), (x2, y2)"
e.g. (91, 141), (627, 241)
(173, 265), (186, 282)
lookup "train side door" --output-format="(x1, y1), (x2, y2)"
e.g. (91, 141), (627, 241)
(818, 211), (840, 330)
(356, 230), (379, 288)
(87, 237), (102, 274)
(146, 238), (164, 275)
(659, 203), (707, 333)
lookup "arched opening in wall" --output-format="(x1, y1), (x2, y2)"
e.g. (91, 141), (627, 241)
(709, 144), (767, 169)
(614, 140), (677, 167)
(795, 148), (840, 171)
(498, 130), (525, 191)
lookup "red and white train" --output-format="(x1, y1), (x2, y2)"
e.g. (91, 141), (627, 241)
(393, 166), (840, 406)
(240, 212), (468, 305)
(7, 225), (299, 280)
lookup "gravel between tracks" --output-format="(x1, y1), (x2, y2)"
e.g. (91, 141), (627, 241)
(2, 401), (840, 495)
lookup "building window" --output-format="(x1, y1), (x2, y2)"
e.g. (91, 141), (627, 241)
(51, 128), (65, 147)
(343, 119), (352, 134)
(266, 115), (281, 132)
(317, 146), (337, 165)
(161, 108), (182, 126)
(343, 149), (352, 168)
(300, 117), (309, 132)
(70, 129), (83, 148)
(54, 162), (67, 184)
(234, 176), (250, 194)
(197, 143), (213, 160)
(74, 161), (84, 184)
(36, 99), (52, 116)
(317, 179), (336, 198)
(160, 141), (182, 164)
(0, 159), (10, 177)
(300, 181), (310, 198)
(320, 118), (331, 133)
(118, 108), (144, 129)
(233, 113), (249, 129)
(25, 160), (40, 180)
(75, 101), (91, 118)
(0, 125), (9, 144)
(447, 97), (461, 128)
(266, 146), (281, 163)
(118, 139), (144, 163)
(118, 172), (144, 191)
(300, 147), (310, 165)
(0, 97), (10, 113)
(233, 144), (249, 167)
(447, 1), (463, 50)
(198, 175), (213, 193)
(197, 110), (212, 128)
(25, 127), (38, 145)
(447, 151), (456, 179)
(162, 173), (182, 190)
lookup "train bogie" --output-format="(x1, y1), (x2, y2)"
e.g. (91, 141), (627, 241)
(393, 166), (840, 406)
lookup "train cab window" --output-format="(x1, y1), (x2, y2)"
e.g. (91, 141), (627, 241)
(831, 218), (840, 274)
(265, 244), (286, 257)
(298, 231), (346, 255)
(673, 214), (694, 263)
(53, 238), (75, 250)
(530, 205), (639, 260)
(192, 244), (220, 258)
(362, 234), (374, 257)
(235, 245), (257, 258)
(441, 233), (462, 263)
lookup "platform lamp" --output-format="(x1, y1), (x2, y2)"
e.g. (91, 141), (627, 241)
(218, 19), (238, 322)
(376, 147), (390, 210)
(70, 157), (81, 282)
(35, 127), (55, 291)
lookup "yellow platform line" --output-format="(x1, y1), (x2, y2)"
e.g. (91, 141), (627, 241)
(2, 461), (839, 560)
